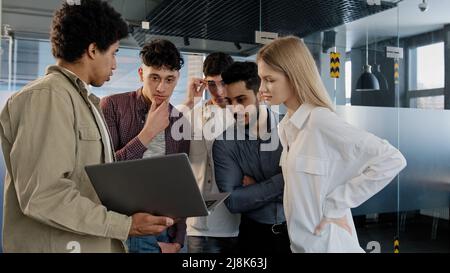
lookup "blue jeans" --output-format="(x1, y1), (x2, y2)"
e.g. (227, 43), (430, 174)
(127, 230), (171, 253)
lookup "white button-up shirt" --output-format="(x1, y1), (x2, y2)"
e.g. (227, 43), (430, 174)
(278, 103), (407, 253)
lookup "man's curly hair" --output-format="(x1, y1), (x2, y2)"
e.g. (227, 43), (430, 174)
(51, 0), (129, 62)
(140, 39), (184, 71)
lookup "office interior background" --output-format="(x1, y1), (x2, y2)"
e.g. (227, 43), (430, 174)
(0, 0), (448, 253)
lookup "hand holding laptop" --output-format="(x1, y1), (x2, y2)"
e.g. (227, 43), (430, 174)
(86, 153), (230, 218)
(129, 212), (174, 236)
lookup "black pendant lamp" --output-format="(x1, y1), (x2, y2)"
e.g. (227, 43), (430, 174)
(356, 30), (380, 91)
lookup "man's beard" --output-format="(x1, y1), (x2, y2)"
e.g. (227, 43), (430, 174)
(233, 105), (260, 129)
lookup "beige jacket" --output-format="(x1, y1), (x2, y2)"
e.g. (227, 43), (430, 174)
(0, 66), (132, 253)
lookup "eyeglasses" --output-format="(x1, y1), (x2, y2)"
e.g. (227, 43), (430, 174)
(206, 80), (225, 90)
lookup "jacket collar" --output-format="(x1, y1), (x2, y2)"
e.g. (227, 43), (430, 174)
(281, 103), (315, 130)
(46, 65), (92, 103)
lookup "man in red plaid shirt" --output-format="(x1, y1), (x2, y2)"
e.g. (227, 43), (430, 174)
(100, 39), (189, 253)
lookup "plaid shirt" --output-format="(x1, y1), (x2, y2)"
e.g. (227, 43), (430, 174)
(100, 87), (190, 246)
(100, 88), (190, 161)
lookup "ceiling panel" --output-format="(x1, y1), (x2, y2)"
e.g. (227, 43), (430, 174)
(132, 0), (396, 46)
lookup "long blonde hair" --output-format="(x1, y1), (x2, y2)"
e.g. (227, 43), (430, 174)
(257, 36), (334, 111)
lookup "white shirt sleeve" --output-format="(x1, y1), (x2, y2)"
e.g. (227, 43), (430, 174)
(317, 110), (407, 219)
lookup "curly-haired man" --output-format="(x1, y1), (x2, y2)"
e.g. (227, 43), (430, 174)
(0, 0), (174, 253)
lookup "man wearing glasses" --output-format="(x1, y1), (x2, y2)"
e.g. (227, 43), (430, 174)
(180, 53), (240, 253)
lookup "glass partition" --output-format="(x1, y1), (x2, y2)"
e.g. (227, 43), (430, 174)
(313, 0), (449, 253)
(261, 0), (449, 253)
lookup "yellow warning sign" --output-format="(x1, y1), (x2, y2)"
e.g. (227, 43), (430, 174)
(394, 60), (400, 84)
(330, 52), (340, 78)
(394, 237), (400, 253)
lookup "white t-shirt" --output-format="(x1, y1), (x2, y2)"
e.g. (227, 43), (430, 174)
(143, 113), (166, 158)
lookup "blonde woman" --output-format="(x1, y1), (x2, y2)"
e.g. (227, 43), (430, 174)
(257, 36), (406, 253)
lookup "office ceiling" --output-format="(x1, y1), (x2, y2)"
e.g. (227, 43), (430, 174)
(343, 0), (450, 49)
(131, 0), (395, 49)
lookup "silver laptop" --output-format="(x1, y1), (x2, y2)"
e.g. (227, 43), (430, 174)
(85, 153), (230, 218)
